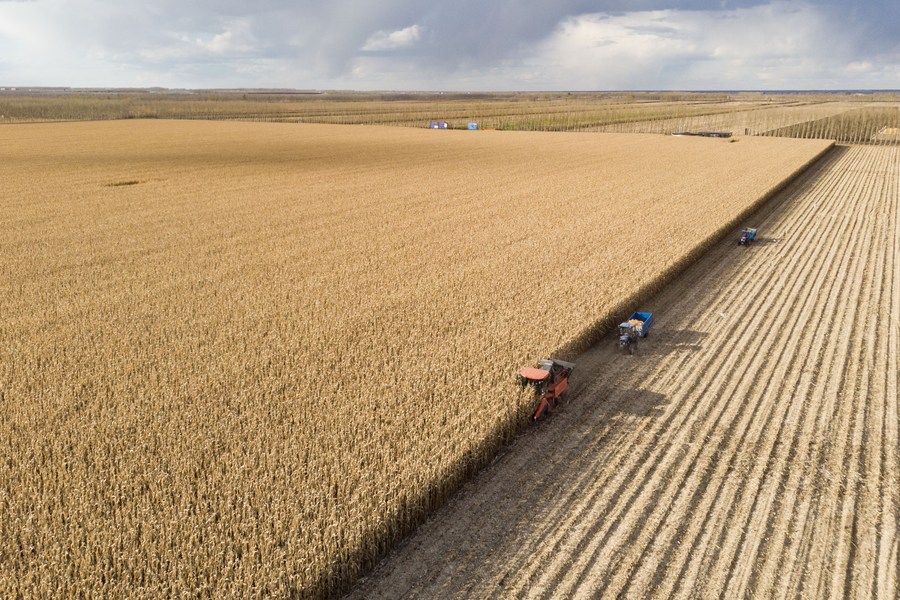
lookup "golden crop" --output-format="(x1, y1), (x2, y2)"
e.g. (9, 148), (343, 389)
(0, 120), (832, 598)
(3, 90), (898, 142)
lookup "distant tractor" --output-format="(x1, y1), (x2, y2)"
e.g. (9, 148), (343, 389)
(618, 311), (654, 355)
(517, 358), (575, 421)
(739, 227), (758, 246)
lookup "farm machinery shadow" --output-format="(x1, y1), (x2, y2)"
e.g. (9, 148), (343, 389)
(750, 236), (782, 247)
(624, 328), (708, 357)
(349, 383), (674, 598)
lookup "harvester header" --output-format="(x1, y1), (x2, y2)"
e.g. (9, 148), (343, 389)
(517, 358), (575, 421)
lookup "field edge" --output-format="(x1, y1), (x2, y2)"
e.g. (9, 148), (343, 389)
(336, 138), (837, 598)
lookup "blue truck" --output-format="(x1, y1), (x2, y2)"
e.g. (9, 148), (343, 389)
(739, 227), (758, 246)
(618, 311), (653, 354)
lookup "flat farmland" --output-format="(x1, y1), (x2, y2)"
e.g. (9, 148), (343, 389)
(0, 120), (831, 597)
(349, 145), (900, 599)
(593, 101), (886, 136)
(4, 91), (898, 141)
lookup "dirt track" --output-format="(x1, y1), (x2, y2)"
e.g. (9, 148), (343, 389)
(347, 145), (899, 599)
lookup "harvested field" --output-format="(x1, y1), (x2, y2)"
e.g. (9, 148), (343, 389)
(0, 120), (832, 597)
(4, 90), (899, 140)
(0, 90), (797, 126)
(767, 106), (900, 145)
(595, 101), (889, 137)
(349, 145), (900, 599)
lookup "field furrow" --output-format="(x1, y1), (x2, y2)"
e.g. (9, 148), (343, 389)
(543, 154), (849, 595)
(669, 151), (850, 595)
(749, 148), (888, 598)
(723, 146), (880, 598)
(617, 146), (867, 598)
(758, 144), (884, 596)
(644, 148), (863, 599)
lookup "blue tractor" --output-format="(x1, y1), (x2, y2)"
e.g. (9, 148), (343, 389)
(618, 311), (653, 355)
(739, 228), (758, 246)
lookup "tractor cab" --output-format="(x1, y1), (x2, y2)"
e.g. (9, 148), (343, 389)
(517, 364), (551, 396)
(617, 311), (653, 355)
(517, 359), (575, 420)
(618, 321), (637, 337)
(618, 322), (639, 353)
(739, 227), (758, 246)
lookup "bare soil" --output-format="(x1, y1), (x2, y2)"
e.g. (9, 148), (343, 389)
(347, 145), (900, 599)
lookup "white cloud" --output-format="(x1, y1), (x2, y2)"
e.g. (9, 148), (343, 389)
(0, 0), (898, 89)
(527, 2), (850, 89)
(361, 24), (422, 52)
(139, 19), (259, 62)
(844, 61), (874, 75)
(199, 20), (257, 55)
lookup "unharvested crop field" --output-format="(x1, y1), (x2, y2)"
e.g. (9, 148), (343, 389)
(767, 106), (900, 144)
(594, 101), (891, 137)
(0, 120), (832, 597)
(350, 145), (900, 599)
(3, 90), (899, 142)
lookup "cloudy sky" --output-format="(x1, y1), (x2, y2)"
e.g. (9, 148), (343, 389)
(0, 0), (898, 90)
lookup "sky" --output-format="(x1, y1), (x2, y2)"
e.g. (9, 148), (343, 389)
(0, 0), (898, 90)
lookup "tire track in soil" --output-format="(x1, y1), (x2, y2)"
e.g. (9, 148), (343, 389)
(345, 146), (899, 600)
(741, 145), (888, 600)
(520, 151), (852, 600)
(748, 146), (893, 599)
(829, 147), (893, 600)
(633, 145), (865, 599)
(717, 145), (882, 598)
(775, 149), (880, 599)
(570, 146), (858, 599)
(797, 147), (896, 600)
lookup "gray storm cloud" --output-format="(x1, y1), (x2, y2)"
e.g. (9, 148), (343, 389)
(195, 1), (777, 72)
(0, 2), (779, 68)
(0, 0), (897, 88)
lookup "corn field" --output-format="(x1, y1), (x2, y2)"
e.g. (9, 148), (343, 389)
(0, 120), (832, 598)
(2, 90), (898, 142)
